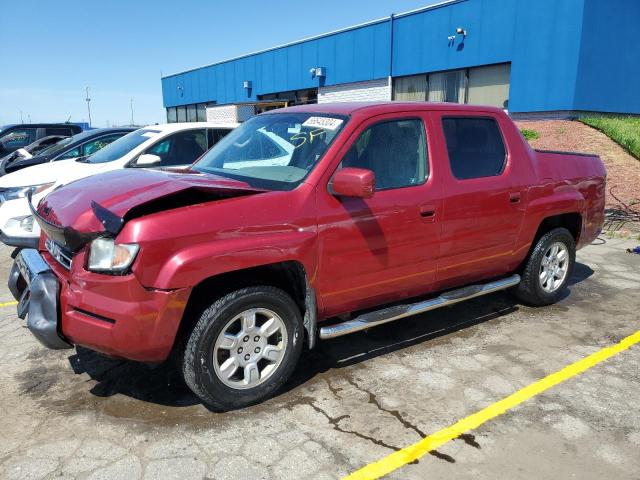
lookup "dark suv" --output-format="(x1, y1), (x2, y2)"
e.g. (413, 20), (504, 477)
(0, 124), (83, 157)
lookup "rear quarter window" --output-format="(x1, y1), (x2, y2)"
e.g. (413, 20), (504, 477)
(442, 117), (506, 180)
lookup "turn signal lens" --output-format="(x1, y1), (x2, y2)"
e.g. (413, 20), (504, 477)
(87, 238), (139, 272)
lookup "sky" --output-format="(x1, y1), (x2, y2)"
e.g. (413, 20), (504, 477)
(0, 0), (440, 128)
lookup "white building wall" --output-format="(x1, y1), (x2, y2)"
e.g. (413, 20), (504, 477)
(318, 78), (391, 103)
(206, 104), (255, 123)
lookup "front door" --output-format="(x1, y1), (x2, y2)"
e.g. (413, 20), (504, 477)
(316, 113), (442, 317)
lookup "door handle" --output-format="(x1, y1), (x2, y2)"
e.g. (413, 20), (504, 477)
(419, 204), (436, 221)
(509, 192), (521, 204)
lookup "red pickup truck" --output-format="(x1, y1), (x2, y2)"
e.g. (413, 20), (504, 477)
(9, 103), (605, 410)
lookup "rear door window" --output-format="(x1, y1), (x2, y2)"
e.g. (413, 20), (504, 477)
(442, 117), (506, 180)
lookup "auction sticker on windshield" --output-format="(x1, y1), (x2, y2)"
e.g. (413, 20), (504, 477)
(302, 117), (344, 131)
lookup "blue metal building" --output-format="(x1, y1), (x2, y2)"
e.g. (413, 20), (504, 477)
(161, 0), (640, 121)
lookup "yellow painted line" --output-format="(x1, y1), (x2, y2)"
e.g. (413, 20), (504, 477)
(0, 300), (17, 308)
(344, 329), (640, 480)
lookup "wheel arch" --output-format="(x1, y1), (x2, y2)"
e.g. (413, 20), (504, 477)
(533, 212), (582, 245)
(172, 261), (317, 359)
(517, 212), (581, 273)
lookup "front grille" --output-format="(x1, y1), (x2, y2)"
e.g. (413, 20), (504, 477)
(45, 237), (73, 270)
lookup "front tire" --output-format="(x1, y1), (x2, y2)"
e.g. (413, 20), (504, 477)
(515, 227), (576, 306)
(182, 286), (303, 411)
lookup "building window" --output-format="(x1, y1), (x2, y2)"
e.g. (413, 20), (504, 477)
(258, 88), (318, 106)
(393, 63), (510, 109)
(187, 104), (197, 122)
(168, 102), (216, 123)
(394, 70), (466, 103)
(428, 70), (467, 103)
(196, 103), (207, 122)
(467, 64), (511, 110)
(393, 75), (428, 101)
(167, 107), (177, 123)
(177, 106), (187, 122)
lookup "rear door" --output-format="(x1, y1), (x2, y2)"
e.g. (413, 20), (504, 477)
(316, 113), (442, 317)
(433, 111), (527, 289)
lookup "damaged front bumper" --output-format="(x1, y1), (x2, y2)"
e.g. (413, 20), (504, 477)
(11, 192), (193, 362)
(9, 245), (192, 362)
(8, 248), (72, 350)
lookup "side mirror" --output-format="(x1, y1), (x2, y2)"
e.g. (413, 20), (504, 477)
(135, 153), (161, 167)
(331, 168), (375, 199)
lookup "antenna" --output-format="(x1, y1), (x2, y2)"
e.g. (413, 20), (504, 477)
(20, 111), (24, 123)
(85, 86), (92, 127)
(130, 98), (134, 126)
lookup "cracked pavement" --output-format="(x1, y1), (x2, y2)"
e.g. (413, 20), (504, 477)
(1, 238), (639, 479)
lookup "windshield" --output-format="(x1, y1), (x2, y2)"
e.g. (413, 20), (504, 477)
(193, 112), (347, 190)
(84, 129), (159, 164)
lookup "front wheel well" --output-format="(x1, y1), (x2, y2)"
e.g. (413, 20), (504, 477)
(172, 261), (314, 360)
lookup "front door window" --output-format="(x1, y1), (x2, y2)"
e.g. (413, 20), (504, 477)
(144, 129), (207, 167)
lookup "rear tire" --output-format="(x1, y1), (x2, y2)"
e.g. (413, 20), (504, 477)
(515, 227), (576, 306)
(182, 286), (303, 411)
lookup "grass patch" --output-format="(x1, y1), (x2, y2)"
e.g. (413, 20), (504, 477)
(520, 128), (540, 141)
(580, 116), (640, 159)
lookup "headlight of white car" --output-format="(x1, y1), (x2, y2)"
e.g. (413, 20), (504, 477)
(19, 215), (34, 232)
(87, 238), (139, 273)
(2, 182), (54, 201)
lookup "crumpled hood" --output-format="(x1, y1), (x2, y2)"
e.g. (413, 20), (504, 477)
(33, 168), (264, 250)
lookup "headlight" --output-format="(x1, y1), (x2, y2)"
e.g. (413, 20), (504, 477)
(2, 182), (54, 201)
(87, 238), (139, 272)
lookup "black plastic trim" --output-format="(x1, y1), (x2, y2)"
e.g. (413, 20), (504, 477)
(535, 149), (599, 158)
(72, 307), (116, 325)
(91, 201), (124, 235)
(0, 231), (39, 249)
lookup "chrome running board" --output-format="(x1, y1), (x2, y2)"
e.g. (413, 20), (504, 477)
(319, 274), (521, 340)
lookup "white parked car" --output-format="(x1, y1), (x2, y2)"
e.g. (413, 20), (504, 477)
(0, 122), (238, 249)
